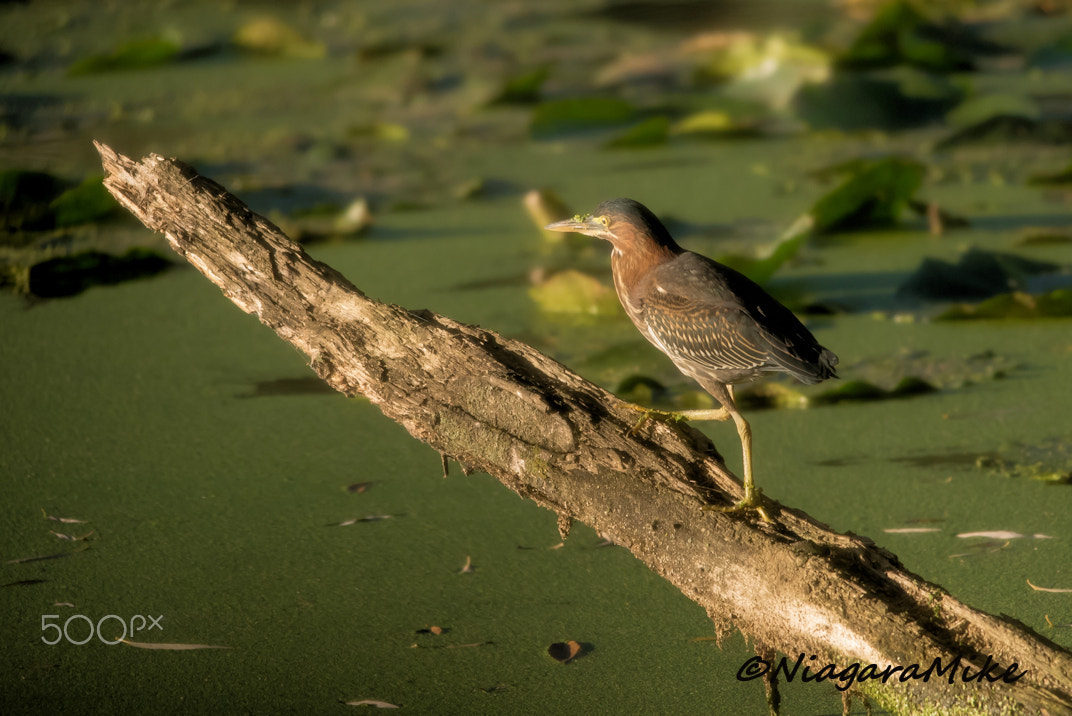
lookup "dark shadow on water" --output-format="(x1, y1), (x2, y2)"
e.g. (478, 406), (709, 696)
(241, 377), (338, 398)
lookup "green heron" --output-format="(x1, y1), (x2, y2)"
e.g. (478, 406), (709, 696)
(546, 198), (837, 518)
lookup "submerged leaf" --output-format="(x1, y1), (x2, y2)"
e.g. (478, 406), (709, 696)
(343, 701), (400, 709)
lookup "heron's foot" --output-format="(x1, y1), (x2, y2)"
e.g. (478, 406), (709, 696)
(703, 487), (773, 523)
(626, 405), (687, 436)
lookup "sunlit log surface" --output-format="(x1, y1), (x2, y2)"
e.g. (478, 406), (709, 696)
(97, 141), (1072, 715)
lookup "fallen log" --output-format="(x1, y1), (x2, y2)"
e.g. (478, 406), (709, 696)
(96, 141), (1072, 715)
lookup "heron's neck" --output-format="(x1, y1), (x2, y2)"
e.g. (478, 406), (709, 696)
(610, 238), (679, 319)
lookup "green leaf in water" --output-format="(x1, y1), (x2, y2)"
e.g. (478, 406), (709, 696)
(488, 66), (550, 105)
(50, 176), (117, 227)
(837, 1), (972, 72)
(936, 289), (1072, 320)
(898, 248), (1060, 302)
(812, 376), (936, 405)
(68, 37), (180, 75)
(1028, 159), (1072, 186)
(717, 214), (813, 285)
(808, 156), (925, 234)
(233, 17), (325, 58)
(528, 270), (621, 317)
(946, 94), (1039, 129)
(604, 116), (670, 148)
(530, 97), (634, 138)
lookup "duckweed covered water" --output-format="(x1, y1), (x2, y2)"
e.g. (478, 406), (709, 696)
(3, 1), (1072, 713)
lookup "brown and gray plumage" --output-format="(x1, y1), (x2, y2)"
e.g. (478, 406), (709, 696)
(546, 198), (837, 517)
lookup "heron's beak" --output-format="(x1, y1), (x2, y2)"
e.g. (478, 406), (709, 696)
(544, 215), (606, 238)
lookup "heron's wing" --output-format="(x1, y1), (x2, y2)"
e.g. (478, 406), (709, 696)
(640, 284), (772, 374)
(641, 254), (837, 383)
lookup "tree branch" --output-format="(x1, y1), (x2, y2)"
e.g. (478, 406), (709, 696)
(96, 141), (1072, 715)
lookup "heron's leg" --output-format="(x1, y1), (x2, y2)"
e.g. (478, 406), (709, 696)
(676, 406), (731, 421)
(697, 385), (772, 522)
(625, 397), (731, 436)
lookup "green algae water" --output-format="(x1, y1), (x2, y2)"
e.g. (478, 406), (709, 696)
(3, 1), (1072, 713)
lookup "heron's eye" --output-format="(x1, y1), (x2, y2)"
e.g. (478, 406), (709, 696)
(598, 216), (609, 228)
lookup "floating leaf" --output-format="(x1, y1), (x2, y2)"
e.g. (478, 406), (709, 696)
(937, 289), (1072, 321)
(795, 68), (962, 132)
(837, 1), (973, 72)
(1015, 228), (1072, 246)
(718, 214), (812, 284)
(348, 122), (410, 143)
(489, 66), (549, 105)
(604, 116), (670, 148)
(50, 176), (117, 227)
(808, 157), (925, 234)
(946, 94), (1039, 129)
(233, 17), (324, 58)
(334, 198), (373, 235)
(547, 640), (583, 663)
(1028, 160), (1072, 186)
(459, 555), (474, 574)
(898, 249), (1059, 302)
(68, 37), (180, 75)
(343, 700), (400, 709)
(346, 482), (373, 494)
(523, 188), (581, 246)
(812, 380), (887, 405)
(530, 97), (634, 138)
(936, 115), (1072, 150)
(812, 376), (936, 406)
(736, 382), (809, 411)
(529, 270), (621, 317)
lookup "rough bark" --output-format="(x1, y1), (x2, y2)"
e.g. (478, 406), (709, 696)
(96, 141), (1072, 715)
